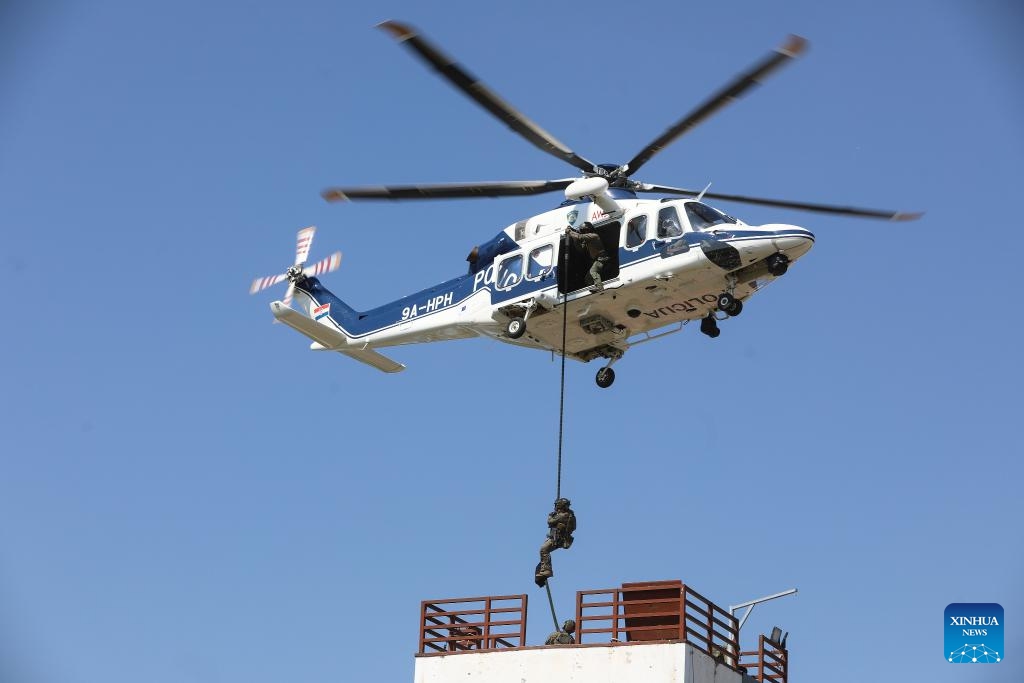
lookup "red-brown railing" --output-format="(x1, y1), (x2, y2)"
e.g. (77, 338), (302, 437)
(739, 634), (788, 683)
(419, 594), (528, 654)
(575, 581), (740, 668)
(416, 580), (770, 678)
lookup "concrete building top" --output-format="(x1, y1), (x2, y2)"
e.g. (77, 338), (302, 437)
(415, 641), (747, 683)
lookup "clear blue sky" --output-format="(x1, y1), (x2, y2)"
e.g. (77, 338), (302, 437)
(2, 1), (1021, 682)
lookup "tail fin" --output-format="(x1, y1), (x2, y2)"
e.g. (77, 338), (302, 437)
(294, 277), (360, 328)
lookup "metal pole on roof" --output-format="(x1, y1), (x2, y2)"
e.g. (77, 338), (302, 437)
(729, 588), (798, 632)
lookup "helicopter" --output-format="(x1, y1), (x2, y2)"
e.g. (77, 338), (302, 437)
(251, 21), (921, 388)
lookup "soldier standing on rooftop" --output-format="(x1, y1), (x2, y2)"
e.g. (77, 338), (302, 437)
(545, 619), (577, 645)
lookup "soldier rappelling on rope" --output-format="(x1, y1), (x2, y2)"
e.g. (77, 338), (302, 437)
(535, 497), (576, 587)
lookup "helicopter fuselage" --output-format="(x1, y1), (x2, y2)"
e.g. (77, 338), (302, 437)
(284, 196), (814, 369)
(255, 22), (917, 385)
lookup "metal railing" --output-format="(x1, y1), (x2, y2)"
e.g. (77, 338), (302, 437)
(416, 580), (768, 678)
(418, 594), (528, 654)
(738, 634), (788, 683)
(574, 581), (740, 668)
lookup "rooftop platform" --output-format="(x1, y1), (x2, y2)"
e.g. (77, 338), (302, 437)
(415, 579), (787, 683)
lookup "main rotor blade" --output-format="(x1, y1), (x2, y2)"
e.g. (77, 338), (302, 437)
(378, 20), (597, 174)
(639, 183), (923, 221)
(625, 35), (808, 177)
(322, 179), (575, 202)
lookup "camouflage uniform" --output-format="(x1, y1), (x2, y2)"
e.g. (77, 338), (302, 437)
(545, 619), (577, 645)
(451, 626), (482, 651)
(566, 223), (609, 289)
(535, 498), (576, 586)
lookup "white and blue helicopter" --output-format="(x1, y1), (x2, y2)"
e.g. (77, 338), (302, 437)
(251, 21), (921, 388)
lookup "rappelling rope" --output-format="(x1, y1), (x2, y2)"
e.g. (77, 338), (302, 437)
(545, 581), (560, 631)
(556, 233), (570, 500)
(542, 234), (571, 633)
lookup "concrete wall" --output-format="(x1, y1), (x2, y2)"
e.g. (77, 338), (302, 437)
(413, 642), (744, 683)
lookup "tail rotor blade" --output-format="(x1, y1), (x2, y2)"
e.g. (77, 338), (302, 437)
(250, 273), (287, 294)
(303, 251), (342, 278)
(295, 226), (316, 265)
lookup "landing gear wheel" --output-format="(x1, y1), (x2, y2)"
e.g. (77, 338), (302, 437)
(716, 292), (736, 311)
(505, 316), (526, 339)
(725, 299), (743, 316)
(700, 314), (721, 338)
(595, 367), (615, 389)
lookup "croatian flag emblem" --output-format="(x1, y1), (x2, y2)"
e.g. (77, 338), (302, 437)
(313, 303), (330, 320)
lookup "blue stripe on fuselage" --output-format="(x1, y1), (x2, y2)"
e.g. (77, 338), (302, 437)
(295, 227), (811, 339)
(296, 273), (481, 340)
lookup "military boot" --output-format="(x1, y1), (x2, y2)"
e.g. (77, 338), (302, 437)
(534, 561), (553, 587)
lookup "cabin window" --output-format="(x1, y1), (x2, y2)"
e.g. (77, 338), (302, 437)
(527, 244), (554, 280)
(625, 215), (648, 248)
(685, 202), (736, 231)
(657, 206), (684, 238)
(496, 253), (523, 289)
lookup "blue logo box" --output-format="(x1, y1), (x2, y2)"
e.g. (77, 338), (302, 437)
(945, 603), (1003, 663)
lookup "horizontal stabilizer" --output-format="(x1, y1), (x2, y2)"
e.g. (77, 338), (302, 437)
(270, 302), (405, 373)
(337, 347), (405, 373)
(271, 301), (348, 348)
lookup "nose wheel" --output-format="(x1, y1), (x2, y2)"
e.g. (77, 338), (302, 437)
(716, 292), (743, 317)
(717, 275), (743, 317)
(595, 366), (615, 388)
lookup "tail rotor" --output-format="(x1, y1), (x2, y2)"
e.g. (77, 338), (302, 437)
(250, 226), (342, 309)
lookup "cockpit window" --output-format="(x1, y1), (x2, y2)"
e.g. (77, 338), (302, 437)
(527, 245), (553, 279)
(496, 253), (523, 289)
(685, 202), (737, 231)
(626, 215), (647, 248)
(657, 206), (683, 238)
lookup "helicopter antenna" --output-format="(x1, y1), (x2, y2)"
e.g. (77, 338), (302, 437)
(696, 182), (712, 202)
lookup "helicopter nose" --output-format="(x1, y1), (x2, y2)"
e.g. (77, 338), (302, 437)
(772, 228), (815, 259)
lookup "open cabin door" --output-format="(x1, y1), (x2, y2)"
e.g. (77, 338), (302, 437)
(556, 220), (621, 293)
